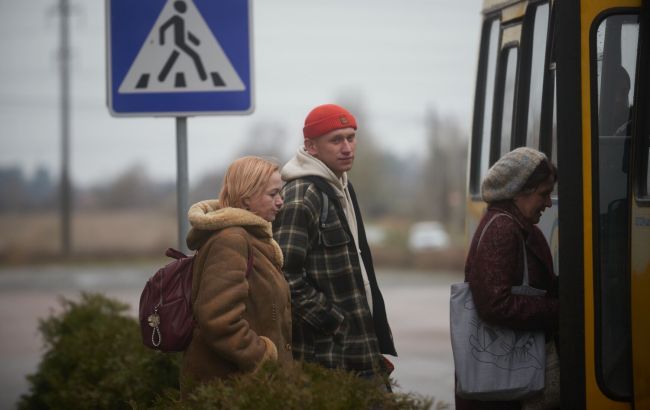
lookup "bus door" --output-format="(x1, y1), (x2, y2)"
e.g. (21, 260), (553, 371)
(590, 1), (649, 406)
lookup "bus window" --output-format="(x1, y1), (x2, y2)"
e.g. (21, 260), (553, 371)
(597, 17), (638, 136)
(475, 19), (500, 193)
(593, 12), (639, 401)
(526, 3), (550, 149)
(498, 46), (519, 157)
(544, 50), (557, 189)
(637, 26), (650, 199)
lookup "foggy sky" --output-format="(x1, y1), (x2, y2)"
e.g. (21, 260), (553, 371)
(0, 0), (481, 186)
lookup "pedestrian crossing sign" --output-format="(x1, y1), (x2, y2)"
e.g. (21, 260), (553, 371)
(106, 0), (253, 116)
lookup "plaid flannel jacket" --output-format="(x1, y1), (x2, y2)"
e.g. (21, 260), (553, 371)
(272, 177), (396, 372)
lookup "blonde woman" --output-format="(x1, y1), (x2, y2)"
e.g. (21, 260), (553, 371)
(181, 156), (292, 392)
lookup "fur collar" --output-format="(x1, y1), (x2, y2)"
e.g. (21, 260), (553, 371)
(187, 199), (283, 267)
(188, 199), (273, 236)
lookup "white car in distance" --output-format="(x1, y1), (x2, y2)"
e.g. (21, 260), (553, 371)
(408, 221), (450, 251)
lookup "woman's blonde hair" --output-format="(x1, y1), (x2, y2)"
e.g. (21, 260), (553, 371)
(218, 156), (280, 209)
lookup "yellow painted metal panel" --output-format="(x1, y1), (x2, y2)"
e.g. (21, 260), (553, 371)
(580, 0), (640, 408)
(483, 0), (520, 14)
(482, 0), (528, 20)
(631, 208), (650, 407)
(502, 3), (527, 22)
(483, 0), (510, 10)
(502, 24), (522, 46)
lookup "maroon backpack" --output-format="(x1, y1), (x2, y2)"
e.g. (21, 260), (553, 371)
(139, 248), (195, 352)
(139, 246), (254, 352)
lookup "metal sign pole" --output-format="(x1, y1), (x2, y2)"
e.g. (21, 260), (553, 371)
(59, 0), (72, 256)
(176, 117), (190, 254)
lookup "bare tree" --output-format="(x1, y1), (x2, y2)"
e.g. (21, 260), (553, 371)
(417, 108), (468, 235)
(235, 120), (291, 163)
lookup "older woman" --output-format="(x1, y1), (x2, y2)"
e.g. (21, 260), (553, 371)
(181, 156), (292, 392)
(456, 147), (559, 410)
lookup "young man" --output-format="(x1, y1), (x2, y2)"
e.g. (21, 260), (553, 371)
(272, 103), (397, 382)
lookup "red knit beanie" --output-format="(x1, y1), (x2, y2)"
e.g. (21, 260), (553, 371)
(303, 104), (357, 139)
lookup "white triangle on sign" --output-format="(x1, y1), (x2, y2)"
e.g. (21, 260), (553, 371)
(118, 0), (246, 94)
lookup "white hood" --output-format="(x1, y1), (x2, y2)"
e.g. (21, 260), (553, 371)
(281, 147), (348, 198)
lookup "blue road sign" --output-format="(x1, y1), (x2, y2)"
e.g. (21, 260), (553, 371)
(106, 0), (253, 116)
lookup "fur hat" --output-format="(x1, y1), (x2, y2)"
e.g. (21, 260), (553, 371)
(303, 104), (357, 139)
(481, 147), (547, 202)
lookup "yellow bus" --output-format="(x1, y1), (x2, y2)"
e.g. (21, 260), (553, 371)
(467, 0), (649, 408)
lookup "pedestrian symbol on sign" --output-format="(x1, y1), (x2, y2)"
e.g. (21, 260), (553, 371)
(158, 1), (208, 84)
(118, 0), (245, 94)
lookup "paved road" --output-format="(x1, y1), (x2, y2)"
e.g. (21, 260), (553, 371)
(0, 265), (461, 409)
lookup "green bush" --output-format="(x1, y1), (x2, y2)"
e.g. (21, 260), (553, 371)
(137, 361), (434, 410)
(19, 292), (443, 410)
(18, 293), (181, 410)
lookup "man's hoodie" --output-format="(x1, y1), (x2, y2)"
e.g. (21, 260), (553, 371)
(281, 147), (374, 314)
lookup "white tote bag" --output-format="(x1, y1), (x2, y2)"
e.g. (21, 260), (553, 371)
(450, 214), (547, 401)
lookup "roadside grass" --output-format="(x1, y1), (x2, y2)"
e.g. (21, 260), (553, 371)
(0, 210), (176, 265)
(0, 211), (466, 271)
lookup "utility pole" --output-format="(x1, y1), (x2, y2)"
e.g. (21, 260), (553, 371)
(57, 0), (72, 256)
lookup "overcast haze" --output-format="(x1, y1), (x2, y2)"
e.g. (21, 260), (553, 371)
(0, 0), (481, 187)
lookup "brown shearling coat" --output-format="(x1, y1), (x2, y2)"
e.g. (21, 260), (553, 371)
(181, 200), (292, 390)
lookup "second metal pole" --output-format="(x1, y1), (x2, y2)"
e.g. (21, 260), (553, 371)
(176, 117), (190, 254)
(59, 0), (72, 256)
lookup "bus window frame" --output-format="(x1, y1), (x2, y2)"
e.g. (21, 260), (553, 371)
(634, 2), (650, 203)
(490, 39), (521, 165)
(588, 8), (640, 402)
(539, 1), (558, 164)
(515, 0), (552, 151)
(470, 14), (502, 197)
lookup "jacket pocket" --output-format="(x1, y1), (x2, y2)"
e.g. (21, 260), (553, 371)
(319, 222), (350, 247)
(313, 330), (343, 367)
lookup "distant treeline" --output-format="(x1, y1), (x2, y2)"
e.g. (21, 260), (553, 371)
(1, 108), (468, 236)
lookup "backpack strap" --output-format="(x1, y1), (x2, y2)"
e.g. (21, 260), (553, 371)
(301, 176), (340, 226)
(165, 247), (188, 260)
(300, 176), (349, 247)
(319, 191), (329, 227)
